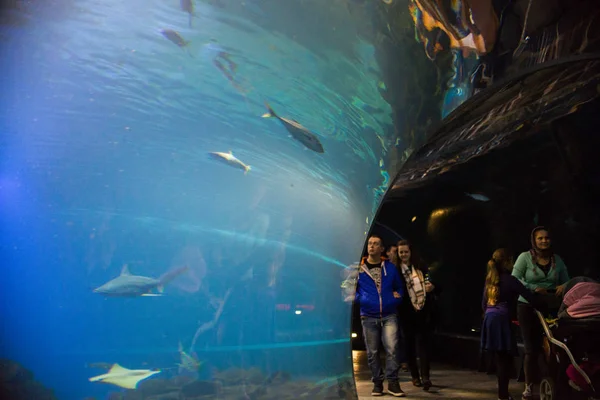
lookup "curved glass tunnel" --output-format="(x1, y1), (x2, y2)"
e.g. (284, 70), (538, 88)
(0, 1), (453, 399)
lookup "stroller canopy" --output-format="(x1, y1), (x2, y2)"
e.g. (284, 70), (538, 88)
(563, 281), (600, 319)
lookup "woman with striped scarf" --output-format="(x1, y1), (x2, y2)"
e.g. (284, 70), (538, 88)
(396, 240), (441, 391)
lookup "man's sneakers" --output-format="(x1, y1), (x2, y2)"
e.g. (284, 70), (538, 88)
(387, 381), (406, 397)
(372, 381), (406, 397)
(371, 382), (384, 396)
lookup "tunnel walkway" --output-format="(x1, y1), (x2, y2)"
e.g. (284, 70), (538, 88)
(353, 350), (523, 399)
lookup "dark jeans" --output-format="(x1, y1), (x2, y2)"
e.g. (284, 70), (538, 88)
(397, 324), (407, 364)
(517, 302), (546, 384)
(361, 314), (400, 384)
(403, 312), (432, 381)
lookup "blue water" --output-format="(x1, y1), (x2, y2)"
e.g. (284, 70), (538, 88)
(0, 1), (428, 399)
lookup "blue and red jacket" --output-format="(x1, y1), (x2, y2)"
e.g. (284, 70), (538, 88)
(355, 258), (404, 318)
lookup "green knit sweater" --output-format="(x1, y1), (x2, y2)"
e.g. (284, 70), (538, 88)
(511, 251), (570, 303)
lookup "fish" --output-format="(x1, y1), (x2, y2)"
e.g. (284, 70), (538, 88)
(177, 341), (202, 373)
(180, 0), (198, 28)
(208, 151), (251, 174)
(465, 192), (490, 202)
(160, 29), (193, 57)
(262, 102), (324, 153)
(88, 363), (160, 389)
(93, 264), (189, 297)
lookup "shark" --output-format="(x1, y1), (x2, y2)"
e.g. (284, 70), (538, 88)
(88, 363), (160, 389)
(177, 341), (202, 374)
(93, 264), (189, 297)
(262, 102), (325, 153)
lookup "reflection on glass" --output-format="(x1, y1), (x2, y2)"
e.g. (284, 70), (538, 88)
(407, 0), (501, 116)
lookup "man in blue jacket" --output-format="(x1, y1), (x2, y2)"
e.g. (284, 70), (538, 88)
(356, 235), (405, 397)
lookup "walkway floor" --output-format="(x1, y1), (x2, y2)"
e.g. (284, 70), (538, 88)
(353, 351), (524, 399)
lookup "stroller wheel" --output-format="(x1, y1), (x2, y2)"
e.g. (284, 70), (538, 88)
(539, 377), (556, 400)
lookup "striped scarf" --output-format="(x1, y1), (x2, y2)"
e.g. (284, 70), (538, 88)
(401, 264), (426, 311)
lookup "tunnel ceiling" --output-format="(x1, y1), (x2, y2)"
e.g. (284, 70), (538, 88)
(387, 58), (600, 200)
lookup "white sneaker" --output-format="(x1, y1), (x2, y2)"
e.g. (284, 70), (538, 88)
(522, 384), (533, 400)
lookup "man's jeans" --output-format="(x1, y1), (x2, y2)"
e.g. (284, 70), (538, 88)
(361, 314), (400, 384)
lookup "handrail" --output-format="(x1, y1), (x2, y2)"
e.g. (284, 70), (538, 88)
(535, 310), (595, 392)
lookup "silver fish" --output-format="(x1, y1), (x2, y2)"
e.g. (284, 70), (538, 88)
(262, 102), (325, 153)
(208, 150), (251, 174)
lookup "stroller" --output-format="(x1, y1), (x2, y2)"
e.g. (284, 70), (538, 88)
(535, 278), (600, 400)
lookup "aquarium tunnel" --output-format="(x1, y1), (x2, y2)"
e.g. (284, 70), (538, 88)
(2, 0), (600, 399)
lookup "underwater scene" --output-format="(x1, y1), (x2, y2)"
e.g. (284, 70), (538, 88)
(0, 0), (482, 399)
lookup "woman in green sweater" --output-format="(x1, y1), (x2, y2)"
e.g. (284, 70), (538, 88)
(512, 226), (570, 400)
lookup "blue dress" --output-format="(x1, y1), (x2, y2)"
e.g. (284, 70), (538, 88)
(481, 273), (538, 354)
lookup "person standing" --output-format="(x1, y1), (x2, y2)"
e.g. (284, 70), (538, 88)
(512, 226), (570, 400)
(386, 244), (409, 372)
(356, 235), (406, 397)
(482, 248), (546, 400)
(396, 240), (440, 391)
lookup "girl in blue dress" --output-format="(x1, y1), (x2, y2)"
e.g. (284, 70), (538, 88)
(481, 248), (545, 400)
